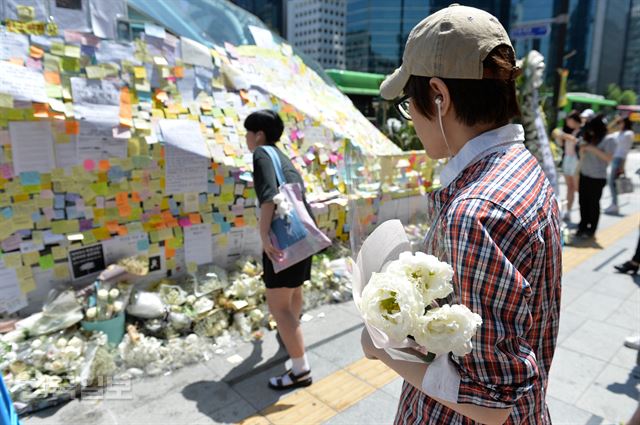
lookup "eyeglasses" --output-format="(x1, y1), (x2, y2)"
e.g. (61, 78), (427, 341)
(394, 95), (411, 121)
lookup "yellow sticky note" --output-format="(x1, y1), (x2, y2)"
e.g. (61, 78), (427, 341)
(64, 45), (81, 58)
(82, 231), (97, 245)
(86, 65), (104, 79)
(0, 93), (14, 108)
(54, 264), (70, 279)
(52, 246), (68, 260)
(20, 277), (36, 293)
(3, 253), (22, 268)
(134, 66), (147, 79)
(187, 262), (197, 273)
(166, 258), (176, 270)
(15, 266), (33, 280)
(51, 42), (65, 56)
(22, 252), (40, 266)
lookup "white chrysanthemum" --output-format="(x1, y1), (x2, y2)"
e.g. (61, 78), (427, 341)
(387, 251), (454, 305)
(412, 304), (483, 356)
(359, 272), (423, 343)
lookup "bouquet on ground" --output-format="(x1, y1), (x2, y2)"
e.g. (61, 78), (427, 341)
(352, 220), (482, 362)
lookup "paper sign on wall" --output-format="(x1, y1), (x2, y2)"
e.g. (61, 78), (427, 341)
(184, 223), (213, 266)
(9, 121), (56, 174)
(0, 61), (47, 103)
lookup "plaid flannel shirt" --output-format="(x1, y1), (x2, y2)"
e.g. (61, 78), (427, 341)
(395, 132), (562, 424)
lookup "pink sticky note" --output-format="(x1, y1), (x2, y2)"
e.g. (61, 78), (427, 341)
(179, 218), (192, 227)
(0, 164), (14, 179)
(83, 159), (95, 171)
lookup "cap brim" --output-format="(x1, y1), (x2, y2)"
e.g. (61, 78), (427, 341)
(379, 66), (409, 100)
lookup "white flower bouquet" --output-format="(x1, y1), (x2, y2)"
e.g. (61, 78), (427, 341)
(353, 220), (482, 362)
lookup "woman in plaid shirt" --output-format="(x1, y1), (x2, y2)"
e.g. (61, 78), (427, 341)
(361, 5), (562, 425)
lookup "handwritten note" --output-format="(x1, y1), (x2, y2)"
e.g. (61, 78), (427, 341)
(164, 143), (209, 195)
(0, 61), (47, 102)
(181, 37), (213, 69)
(184, 223), (213, 266)
(76, 105), (126, 161)
(9, 121), (56, 174)
(0, 265), (27, 314)
(0, 28), (29, 61)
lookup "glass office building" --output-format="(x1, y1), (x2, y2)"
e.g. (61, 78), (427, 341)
(345, 0), (628, 93)
(228, 0), (286, 37)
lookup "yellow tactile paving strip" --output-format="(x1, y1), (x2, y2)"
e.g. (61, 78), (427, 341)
(238, 212), (640, 425)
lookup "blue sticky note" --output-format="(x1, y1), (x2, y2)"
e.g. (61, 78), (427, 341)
(220, 222), (231, 233)
(54, 195), (65, 209)
(1, 207), (13, 219)
(108, 166), (125, 182)
(20, 172), (41, 186)
(66, 207), (79, 219)
(54, 209), (65, 219)
(31, 211), (42, 222)
(210, 184), (221, 195)
(213, 213), (224, 223)
(199, 194), (207, 204)
(137, 239), (150, 251)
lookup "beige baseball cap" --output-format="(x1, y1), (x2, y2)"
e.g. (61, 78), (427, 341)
(380, 4), (518, 100)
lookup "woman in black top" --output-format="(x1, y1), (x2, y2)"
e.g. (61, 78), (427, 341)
(244, 110), (313, 390)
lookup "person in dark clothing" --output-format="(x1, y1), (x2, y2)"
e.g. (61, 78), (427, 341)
(244, 110), (313, 390)
(575, 115), (616, 239)
(614, 231), (640, 275)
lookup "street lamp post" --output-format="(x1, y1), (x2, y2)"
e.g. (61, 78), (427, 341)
(550, 0), (570, 130)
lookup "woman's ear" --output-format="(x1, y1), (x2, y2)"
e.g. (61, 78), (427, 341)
(429, 77), (451, 116)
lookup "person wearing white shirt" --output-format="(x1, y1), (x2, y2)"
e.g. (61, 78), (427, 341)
(604, 117), (635, 214)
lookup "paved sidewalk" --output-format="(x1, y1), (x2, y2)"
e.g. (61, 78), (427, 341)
(23, 151), (640, 424)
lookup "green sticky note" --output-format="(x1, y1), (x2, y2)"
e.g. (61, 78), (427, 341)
(90, 182), (108, 196)
(38, 254), (54, 270)
(46, 84), (63, 98)
(86, 66), (104, 79)
(62, 57), (80, 73)
(64, 45), (81, 58)
(51, 42), (65, 56)
(0, 94), (14, 108)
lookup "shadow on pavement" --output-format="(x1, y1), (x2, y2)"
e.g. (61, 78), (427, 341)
(606, 364), (640, 402)
(182, 337), (291, 423)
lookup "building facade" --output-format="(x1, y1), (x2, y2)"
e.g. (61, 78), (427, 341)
(621, 0), (640, 93)
(344, 0), (633, 95)
(229, 0), (286, 36)
(286, 0), (347, 69)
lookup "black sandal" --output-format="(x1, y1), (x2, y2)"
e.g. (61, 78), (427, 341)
(268, 369), (312, 390)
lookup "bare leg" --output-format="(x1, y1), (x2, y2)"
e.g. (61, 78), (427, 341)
(266, 287), (305, 358)
(628, 404), (640, 425)
(565, 174), (576, 211)
(291, 286), (304, 321)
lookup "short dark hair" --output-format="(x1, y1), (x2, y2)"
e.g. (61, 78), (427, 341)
(244, 110), (284, 144)
(582, 115), (608, 145)
(403, 45), (520, 127)
(622, 116), (632, 131)
(567, 110), (582, 123)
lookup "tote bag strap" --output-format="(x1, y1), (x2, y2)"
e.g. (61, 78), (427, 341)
(261, 146), (286, 186)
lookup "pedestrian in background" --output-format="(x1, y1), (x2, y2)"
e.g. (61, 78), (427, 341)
(554, 110), (583, 222)
(575, 115), (616, 239)
(244, 110), (313, 390)
(604, 116), (635, 214)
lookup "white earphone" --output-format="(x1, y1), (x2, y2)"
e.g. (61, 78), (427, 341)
(434, 95), (452, 157)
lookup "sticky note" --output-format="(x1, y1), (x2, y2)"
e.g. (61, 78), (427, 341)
(64, 45), (81, 59)
(38, 254), (54, 270)
(20, 172), (41, 186)
(54, 264), (70, 279)
(20, 277), (36, 293)
(51, 246), (67, 260)
(23, 252), (40, 266)
(0, 94), (14, 108)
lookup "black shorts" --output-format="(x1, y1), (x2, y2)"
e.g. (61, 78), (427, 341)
(262, 252), (312, 289)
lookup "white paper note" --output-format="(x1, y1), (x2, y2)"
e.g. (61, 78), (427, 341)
(184, 223), (213, 266)
(102, 232), (148, 265)
(0, 27), (29, 61)
(75, 105), (126, 161)
(9, 121), (56, 174)
(95, 41), (139, 64)
(0, 61), (47, 103)
(181, 37), (213, 69)
(0, 266), (27, 314)
(89, 0), (126, 39)
(164, 143), (209, 195)
(159, 119), (210, 158)
(70, 77), (120, 105)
